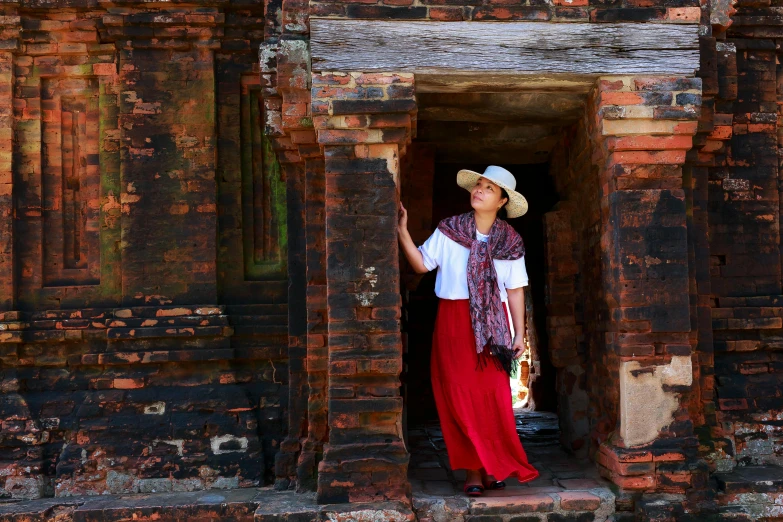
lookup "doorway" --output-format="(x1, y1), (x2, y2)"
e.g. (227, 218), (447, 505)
(400, 156), (613, 501)
(397, 82), (606, 498)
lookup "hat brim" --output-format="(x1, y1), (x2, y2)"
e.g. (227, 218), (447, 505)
(457, 169), (528, 218)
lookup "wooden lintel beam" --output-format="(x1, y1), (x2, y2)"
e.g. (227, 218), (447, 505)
(310, 19), (700, 87)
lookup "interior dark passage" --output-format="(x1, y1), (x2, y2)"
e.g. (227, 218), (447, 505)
(399, 85), (599, 487)
(401, 161), (560, 426)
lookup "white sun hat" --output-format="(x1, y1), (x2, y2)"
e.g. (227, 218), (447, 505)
(457, 165), (529, 218)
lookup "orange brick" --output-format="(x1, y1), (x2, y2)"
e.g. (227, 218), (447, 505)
(429, 7), (465, 20)
(475, 493), (555, 512)
(613, 473), (656, 490)
(600, 443), (653, 463)
(598, 78), (627, 91)
(92, 63), (116, 76)
(701, 140), (724, 153)
(748, 123), (775, 133)
(657, 471), (692, 491)
(317, 129), (376, 145)
(354, 73), (413, 85)
(708, 125), (732, 140)
(653, 452), (686, 462)
(290, 130), (317, 144)
(606, 135), (693, 151)
(113, 378), (144, 389)
(600, 464), (655, 490)
(673, 121), (699, 134)
(599, 91), (644, 108)
(312, 72), (352, 85)
(558, 491), (601, 510)
(607, 150), (686, 166)
(666, 7), (700, 21)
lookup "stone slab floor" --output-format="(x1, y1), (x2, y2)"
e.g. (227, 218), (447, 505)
(0, 411), (617, 522)
(409, 410), (618, 522)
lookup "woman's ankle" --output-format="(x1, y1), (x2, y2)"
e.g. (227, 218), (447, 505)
(465, 469), (482, 485)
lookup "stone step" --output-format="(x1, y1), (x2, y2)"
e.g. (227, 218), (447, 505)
(709, 465), (783, 521)
(714, 464), (783, 494)
(515, 410), (561, 447)
(408, 415), (615, 521)
(412, 484), (616, 522)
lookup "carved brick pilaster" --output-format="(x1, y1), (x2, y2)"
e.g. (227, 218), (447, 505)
(0, 15), (18, 312)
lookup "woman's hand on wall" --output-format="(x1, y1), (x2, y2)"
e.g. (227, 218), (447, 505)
(398, 201), (409, 232)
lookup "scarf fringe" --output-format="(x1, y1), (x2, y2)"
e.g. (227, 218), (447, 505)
(475, 344), (517, 379)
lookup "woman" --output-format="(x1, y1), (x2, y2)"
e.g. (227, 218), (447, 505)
(398, 165), (539, 496)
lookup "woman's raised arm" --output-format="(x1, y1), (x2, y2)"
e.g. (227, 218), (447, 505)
(397, 202), (429, 274)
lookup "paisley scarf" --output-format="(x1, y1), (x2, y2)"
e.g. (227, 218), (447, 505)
(437, 211), (525, 378)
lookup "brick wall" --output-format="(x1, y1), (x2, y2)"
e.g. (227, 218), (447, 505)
(546, 118), (603, 458)
(0, 306), (289, 498)
(706, 2), (783, 472)
(0, 1), (295, 499)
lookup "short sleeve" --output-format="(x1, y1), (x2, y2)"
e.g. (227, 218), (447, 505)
(417, 229), (444, 272)
(505, 255), (529, 289)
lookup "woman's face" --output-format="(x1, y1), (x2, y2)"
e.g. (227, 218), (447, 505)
(470, 177), (508, 214)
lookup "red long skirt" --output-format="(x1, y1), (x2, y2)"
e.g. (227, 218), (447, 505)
(430, 298), (539, 483)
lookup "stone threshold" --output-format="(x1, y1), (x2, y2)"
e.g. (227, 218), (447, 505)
(413, 484), (616, 522)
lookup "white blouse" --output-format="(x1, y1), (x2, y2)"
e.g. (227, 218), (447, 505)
(417, 228), (529, 303)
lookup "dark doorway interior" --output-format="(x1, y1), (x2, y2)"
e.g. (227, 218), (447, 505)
(402, 161), (560, 427)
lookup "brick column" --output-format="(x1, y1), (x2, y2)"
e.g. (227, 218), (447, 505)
(261, 38), (322, 491)
(590, 75), (701, 493)
(312, 72), (415, 503)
